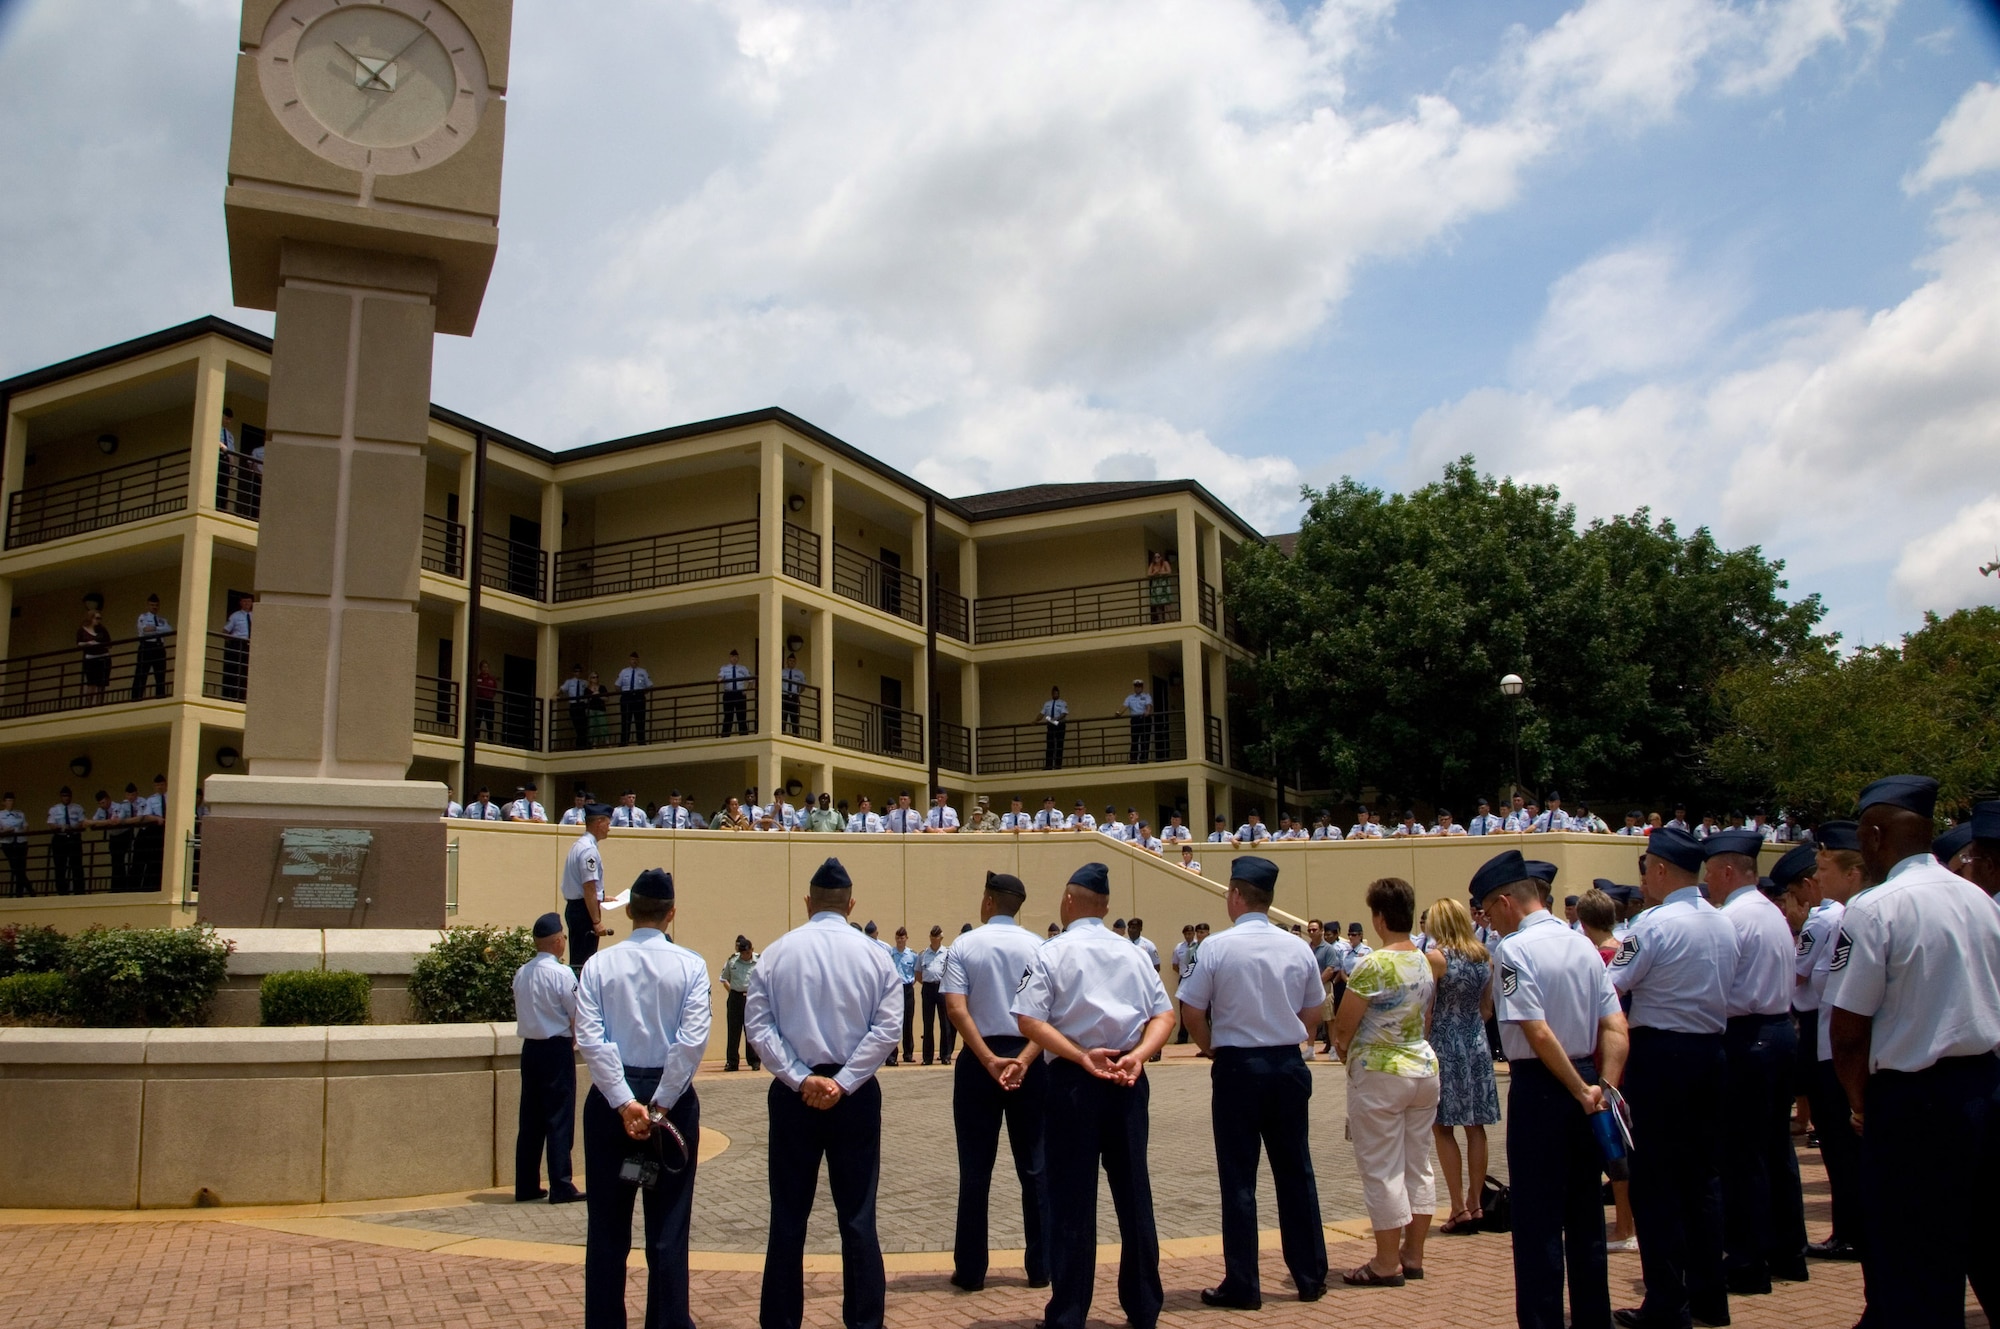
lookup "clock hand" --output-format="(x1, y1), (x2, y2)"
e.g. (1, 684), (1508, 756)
(379, 28), (431, 81)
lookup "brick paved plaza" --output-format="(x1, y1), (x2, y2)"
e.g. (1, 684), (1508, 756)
(0, 1053), (1973, 1327)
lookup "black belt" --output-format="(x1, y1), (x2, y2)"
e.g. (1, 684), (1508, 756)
(1726, 1012), (1790, 1029)
(1209, 1044), (1306, 1060)
(1876, 1051), (1999, 1080)
(1513, 1054), (1598, 1079)
(624, 1064), (663, 1078)
(524, 1033), (573, 1046)
(809, 1062), (844, 1078)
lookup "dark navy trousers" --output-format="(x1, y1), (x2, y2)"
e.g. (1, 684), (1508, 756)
(1805, 1057), (1865, 1253)
(951, 1034), (1049, 1287)
(762, 1069), (884, 1329)
(1507, 1057), (1611, 1329)
(515, 1034), (577, 1199)
(1208, 1045), (1326, 1301)
(1042, 1058), (1161, 1329)
(1721, 1013), (1807, 1284)
(1626, 1027), (1729, 1325)
(582, 1071), (699, 1329)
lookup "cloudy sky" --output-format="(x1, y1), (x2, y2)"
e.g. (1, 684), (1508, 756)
(2, 0), (1997, 646)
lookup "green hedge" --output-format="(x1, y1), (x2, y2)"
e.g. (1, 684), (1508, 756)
(409, 925), (535, 1024)
(62, 926), (233, 1027)
(0, 924), (69, 977)
(0, 972), (69, 1020)
(260, 969), (371, 1026)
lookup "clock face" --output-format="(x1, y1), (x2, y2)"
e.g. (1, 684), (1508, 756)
(257, 0), (488, 177)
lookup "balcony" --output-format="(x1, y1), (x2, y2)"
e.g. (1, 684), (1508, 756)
(201, 632), (251, 702)
(215, 452), (262, 521)
(0, 636), (175, 721)
(415, 675), (458, 737)
(833, 545), (922, 625)
(552, 518), (758, 603)
(422, 514), (466, 579)
(833, 693), (924, 762)
(972, 576), (1179, 644)
(1199, 582), (1218, 631)
(547, 678), (761, 753)
(1206, 713), (1222, 764)
(933, 586), (969, 643)
(466, 689), (542, 752)
(6, 451), (190, 550)
(479, 533), (547, 601)
(974, 710), (1187, 775)
(782, 523), (821, 586)
(935, 720), (971, 773)
(1, 827), (164, 896)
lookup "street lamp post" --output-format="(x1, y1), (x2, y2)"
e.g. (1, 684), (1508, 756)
(1499, 673), (1525, 798)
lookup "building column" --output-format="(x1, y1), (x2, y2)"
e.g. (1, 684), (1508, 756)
(811, 603), (834, 745)
(174, 528), (215, 701)
(911, 640), (929, 800)
(814, 462), (835, 589)
(1207, 645), (1230, 767)
(189, 350), (228, 517)
(163, 713), (202, 903)
(1203, 523), (1224, 628)
(1181, 633), (1203, 766)
(758, 587), (783, 739)
(536, 622), (560, 701)
(759, 438), (784, 577)
(1176, 502), (1199, 626)
(1186, 777), (1210, 845)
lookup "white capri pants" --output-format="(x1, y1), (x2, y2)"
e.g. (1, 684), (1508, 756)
(1347, 1065), (1440, 1231)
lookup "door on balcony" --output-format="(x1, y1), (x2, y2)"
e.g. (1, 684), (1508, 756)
(508, 516), (542, 598)
(435, 639), (454, 727)
(879, 548), (902, 619)
(880, 676), (902, 757)
(1153, 670), (1172, 762)
(502, 653), (536, 748)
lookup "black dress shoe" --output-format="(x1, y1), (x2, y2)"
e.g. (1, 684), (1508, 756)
(1199, 1289), (1261, 1311)
(1805, 1238), (1860, 1261)
(1724, 1271), (1770, 1297)
(948, 1274), (982, 1292)
(1613, 1309), (1692, 1329)
(550, 1189), (586, 1205)
(1691, 1299), (1732, 1326)
(515, 1188), (548, 1202)
(1772, 1261), (1809, 1283)
(1297, 1283), (1325, 1303)
(1026, 1276), (1050, 1289)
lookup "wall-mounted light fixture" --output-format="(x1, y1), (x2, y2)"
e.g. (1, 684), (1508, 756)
(787, 493), (806, 513)
(785, 779), (803, 797)
(96, 433), (119, 456)
(69, 756), (92, 779)
(786, 635), (804, 654)
(215, 746), (241, 769)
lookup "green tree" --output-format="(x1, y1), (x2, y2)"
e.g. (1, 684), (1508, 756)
(1227, 457), (1822, 812)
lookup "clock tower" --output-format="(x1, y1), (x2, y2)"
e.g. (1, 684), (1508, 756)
(201, 0), (513, 928)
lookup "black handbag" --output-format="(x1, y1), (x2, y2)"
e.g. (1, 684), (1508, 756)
(1480, 1175), (1512, 1233)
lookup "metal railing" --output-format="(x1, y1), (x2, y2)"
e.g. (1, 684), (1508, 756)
(201, 632), (251, 702)
(6, 450), (190, 549)
(782, 523), (821, 586)
(833, 693), (925, 762)
(933, 587), (969, 643)
(547, 678), (760, 752)
(415, 674), (459, 737)
(0, 825), (170, 897)
(974, 710), (1186, 774)
(1206, 713), (1223, 764)
(779, 682), (821, 742)
(467, 689), (542, 752)
(552, 518), (758, 602)
(973, 576), (1179, 644)
(1223, 598), (1248, 646)
(480, 534), (547, 601)
(833, 545), (923, 625)
(215, 451), (262, 521)
(1199, 582), (1218, 631)
(935, 720), (971, 773)
(422, 513), (466, 578)
(0, 635), (176, 721)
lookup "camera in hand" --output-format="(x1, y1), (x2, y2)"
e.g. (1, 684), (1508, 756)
(618, 1152), (661, 1190)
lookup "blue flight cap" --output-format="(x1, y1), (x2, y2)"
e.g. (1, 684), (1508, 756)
(1702, 828), (1765, 859)
(1525, 861), (1558, 889)
(812, 857), (852, 890)
(1068, 862), (1111, 895)
(1770, 844), (1818, 890)
(1971, 800), (2000, 841)
(1856, 774), (1939, 820)
(585, 803), (613, 820)
(1646, 827), (1705, 873)
(631, 868), (674, 901)
(1468, 850), (1531, 905)
(1815, 820), (1860, 852)
(1933, 822), (1974, 863)
(532, 911), (563, 938)
(1229, 856), (1280, 895)
(1591, 878), (1616, 893)
(985, 870), (1026, 898)
(1563, 894), (1580, 906)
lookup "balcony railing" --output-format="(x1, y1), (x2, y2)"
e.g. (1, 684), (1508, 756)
(202, 632), (251, 702)
(1199, 582), (1218, 631)
(480, 533), (547, 601)
(782, 523), (821, 586)
(547, 678), (759, 753)
(0, 635), (176, 721)
(0, 826), (169, 897)
(415, 674), (458, 737)
(465, 689), (542, 752)
(974, 710), (1187, 775)
(973, 576), (1179, 644)
(833, 545), (923, 625)
(552, 518), (758, 603)
(6, 451), (190, 549)
(1206, 713), (1223, 764)
(833, 693), (925, 762)
(933, 587), (969, 643)
(215, 451), (262, 521)
(422, 514), (466, 578)
(1223, 596), (1248, 646)
(935, 720), (971, 773)
(780, 682), (822, 743)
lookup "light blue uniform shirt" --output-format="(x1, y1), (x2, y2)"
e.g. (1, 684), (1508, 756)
(1173, 914), (1324, 1048)
(1235, 823), (1270, 842)
(940, 915), (1043, 1039)
(1493, 910), (1620, 1061)
(1012, 916), (1172, 1059)
(889, 946), (918, 983)
(745, 912), (903, 1094)
(1608, 885), (1737, 1034)
(1340, 941), (1373, 974)
(561, 832), (603, 902)
(1348, 822), (1384, 839)
(461, 799), (503, 820)
(1719, 886), (1794, 1018)
(1793, 899), (1841, 1013)
(512, 952), (577, 1040)
(1467, 813), (1504, 835)
(1532, 810), (1573, 833)
(916, 946), (949, 984)
(574, 929), (710, 1111)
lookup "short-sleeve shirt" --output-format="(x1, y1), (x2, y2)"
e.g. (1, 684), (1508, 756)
(1720, 886), (1795, 1018)
(1344, 949), (1437, 1077)
(561, 832), (604, 902)
(1012, 916), (1172, 1058)
(1795, 898), (1843, 1016)
(1608, 885), (1736, 1034)
(513, 952), (578, 1040)
(940, 916), (1043, 1039)
(1492, 910), (1620, 1061)
(1121, 691), (1153, 716)
(889, 947), (918, 983)
(1173, 914), (1324, 1048)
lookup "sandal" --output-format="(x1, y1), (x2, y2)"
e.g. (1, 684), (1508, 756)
(1341, 1263), (1406, 1288)
(1438, 1209), (1479, 1235)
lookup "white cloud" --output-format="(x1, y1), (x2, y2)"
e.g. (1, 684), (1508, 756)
(1893, 494), (2000, 616)
(1907, 79), (2000, 191)
(1516, 238), (1743, 392)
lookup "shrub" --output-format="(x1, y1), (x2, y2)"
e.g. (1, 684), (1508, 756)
(62, 926), (233, 1027)
(0, 972), (70, 1021)
(409, 925), (534, 1024)
(0, 924), (70, 977)
(260, 969), (371, 1026)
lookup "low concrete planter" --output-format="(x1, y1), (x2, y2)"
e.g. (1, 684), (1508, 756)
(0, 1021), (536, 1209)
(208, 928), (443, 1026)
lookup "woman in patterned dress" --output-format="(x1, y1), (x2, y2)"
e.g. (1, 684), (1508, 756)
(1426, 897), (1500, 1234)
